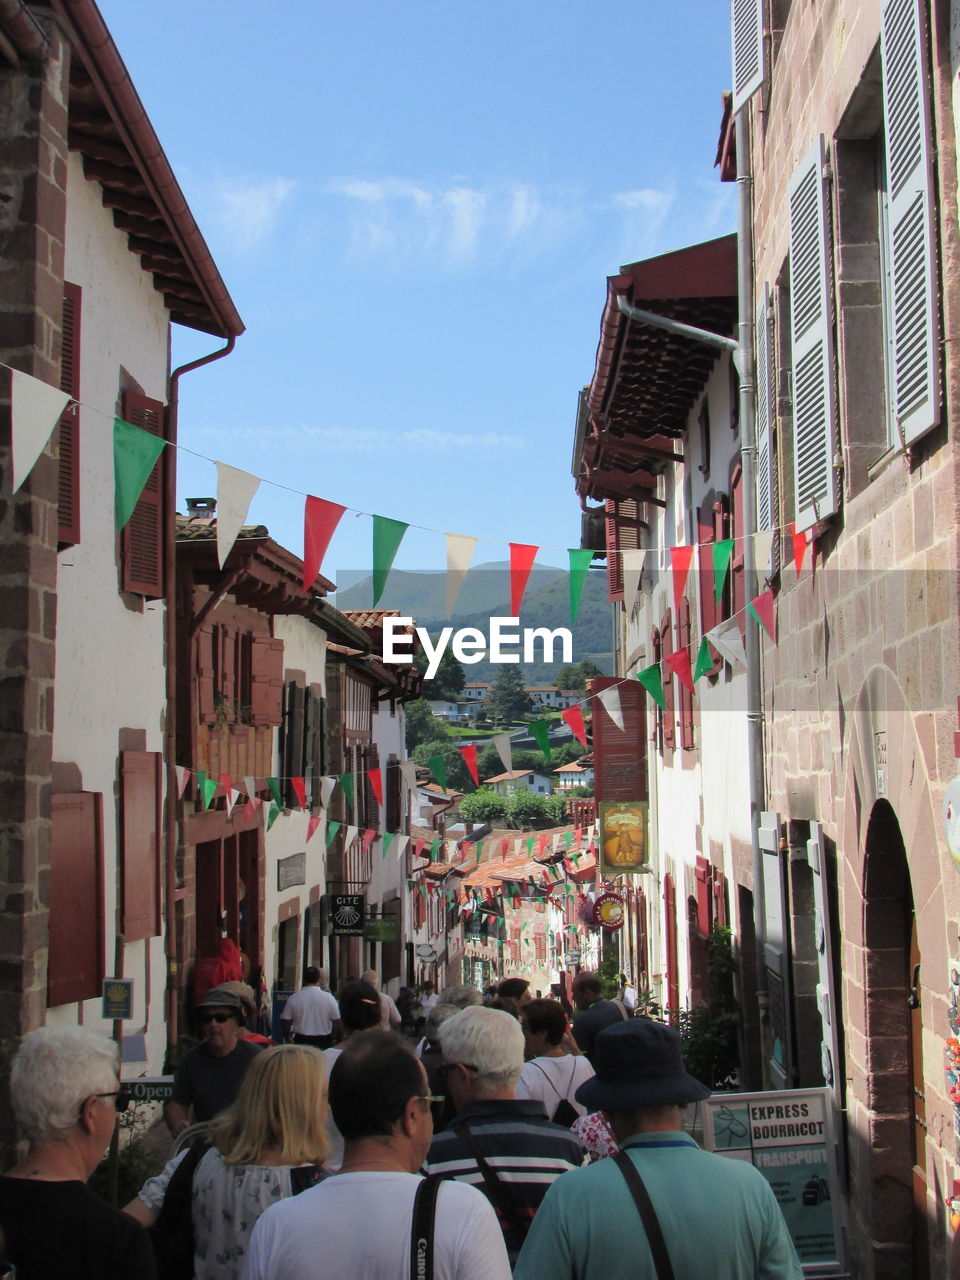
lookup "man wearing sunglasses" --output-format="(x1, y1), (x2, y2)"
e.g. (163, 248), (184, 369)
(165, 984), (263, 1136)
(0, 1026), (156, 1278)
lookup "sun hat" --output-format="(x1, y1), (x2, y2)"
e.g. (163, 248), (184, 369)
(195, 984), (246, 1014)
(574, 1019), (711, 1111)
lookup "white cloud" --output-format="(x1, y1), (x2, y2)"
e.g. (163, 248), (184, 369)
(194, 424), (524, 453)
(206, 176), (297, 254)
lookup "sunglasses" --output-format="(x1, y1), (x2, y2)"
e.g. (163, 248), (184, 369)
(437, 1062), (479, 1081)
(417, 1094), (445, 1109)
(92, 1088), (131, 1114)
(199, 1011), (235, 1024)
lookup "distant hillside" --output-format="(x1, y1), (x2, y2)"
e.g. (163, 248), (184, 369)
(334, 561), (613, 683)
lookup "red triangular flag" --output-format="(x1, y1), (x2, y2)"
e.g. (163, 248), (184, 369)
(303, 496), (346, 590)
(790, 522), (807, 576)
(538, 834), (548, 855)
(413, 838), (427, 861)
(175, 766), (190, 799)
(306, 813), (322, 842)
(670, 545), (694, 615)
(367, 768), (384, 806)
(361, 828), (376, 852)
(748, 589), (777, 640)
(219, 772), (232, 799)
(291, 777), (307, 809)
(561, 704), (588, 746)
(665, 648), (695, 695)
(508, 542), (538, 615)
(459, 743), (479, 787)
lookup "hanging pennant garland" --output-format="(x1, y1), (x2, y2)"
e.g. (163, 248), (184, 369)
(508, 542), (538, 614)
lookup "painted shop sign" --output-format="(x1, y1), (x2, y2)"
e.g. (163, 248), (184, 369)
(329, 894), (365, 936)
(701, 1087), (845, 1274)
(598, 800), (650, 875)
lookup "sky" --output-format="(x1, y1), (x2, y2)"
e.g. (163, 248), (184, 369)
(97, 1), (735, 585)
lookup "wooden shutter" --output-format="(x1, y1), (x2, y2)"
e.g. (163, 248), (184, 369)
(604, 498), (643, 603)
(121, 751), (162, 941)
(730, 465), (746, 635)
(281, 680), (306, 805)
(697, 498), (729, 670)
(731, 0), (764, 114)
(57, 283), (81, 548)
(250, 636), (284, 726)
(759, 809), (794, 1087)
(589, 676), (647, 802)
(678, 597), (694, 750)
(660, 609), (675, 750)
(663, 872), (679, 1016)
(650, 627), (663, 751)
(807, 822), (843, 1104)
(788, 135), (838, 532)
(881, 0), (939, 444)
(49, 792), (103, 1005)
(120, 390), (166, 597)
(755, 284), (776, 535)
(197, 625), (217, 723)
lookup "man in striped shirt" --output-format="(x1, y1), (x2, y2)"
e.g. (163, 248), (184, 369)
(424, 1006), (585, 1263)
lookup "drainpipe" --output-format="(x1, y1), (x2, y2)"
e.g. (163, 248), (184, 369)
(163, 336), (236, 1062)
(734, 107), (769, 1083)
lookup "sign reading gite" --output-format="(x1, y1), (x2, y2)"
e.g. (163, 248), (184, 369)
(382, 615), (573, 680)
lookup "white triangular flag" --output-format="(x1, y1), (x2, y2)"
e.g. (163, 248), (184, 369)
(226, 788), (240, 815)
(10, 369), (71, 493)
(319, 776), (336, 809)
(445, 532), (477, 616)
(399, 760), (420, 794)
(394, 834), (409, 859)
(344, 825), (358, 848)
(175, 766), (190, 799)
(621, 549), (646, 616)
(707, 618), (747, 670)
(491, 733), (513, 774)
(754, 529), (775, 587)
(597, 685), (624, 731)
(215, 462), (260, 568)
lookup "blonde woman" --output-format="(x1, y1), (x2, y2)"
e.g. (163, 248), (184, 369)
(128, 1044), (330, 1279)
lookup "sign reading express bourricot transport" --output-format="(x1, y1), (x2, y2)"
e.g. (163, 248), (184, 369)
(701, 1087), (845, 1275)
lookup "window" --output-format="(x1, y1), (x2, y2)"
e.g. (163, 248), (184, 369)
(57, 283), (81, 548)
(281, 681), (326, 808)
(198, 626), (284, 728)
(49, 792), (103, 1005)
(697, 400), (711, 477)
(120, 390), (166, 596)
(730, 464), (746, 632)
(755, 284), (777, 530)
(677, 597), (694, 751)
(120, 751), (162, 941)
(697, 494), (729, 677)
(659, 609), (675, 752)
(650, 627), (662, 752)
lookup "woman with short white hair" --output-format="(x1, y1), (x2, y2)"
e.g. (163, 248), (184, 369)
(0, 1025), (156, 1278)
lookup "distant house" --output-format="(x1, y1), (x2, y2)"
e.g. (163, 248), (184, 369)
(525, 686), (580, 709)
(462, 682), (490, 702)
(427, 699), (459, 721)
(554, 757), (594, 792)
(482, 769), (553, 797)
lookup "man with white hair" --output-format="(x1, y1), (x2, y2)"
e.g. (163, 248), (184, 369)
(425, 1005), (584, 1263)
(0, 1026), (156, 1278)
(360, 968), (402, 1031)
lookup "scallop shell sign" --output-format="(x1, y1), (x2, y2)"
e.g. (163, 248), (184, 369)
(944, 770), (960, 871)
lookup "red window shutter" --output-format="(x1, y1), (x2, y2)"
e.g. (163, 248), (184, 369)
(121, 751), (162, 941)
(713, 868), (728, 927)
(49, 792), (103, 1005)
(121, 390), (166, 597)
(730, 463), (745, 635)
(664, 873), (679, 1016)
(697, 502), (717, 637)
(589, 675), (647, 803)
(660, 610), (675, 750)
(197, 625), (217, 724)
(650, 628), (662, 751)
(57, 283), (82, 548)
(694, 856), (712, 936)
(250, 636), (284, 726)
(678, 597), (694, 750)
(604, 499), (623, 601)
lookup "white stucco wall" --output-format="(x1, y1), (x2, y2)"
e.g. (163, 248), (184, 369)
(47, 153), (172, 1068)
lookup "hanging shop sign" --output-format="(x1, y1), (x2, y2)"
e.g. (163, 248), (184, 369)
(102, 977), (133, 1021)
(592, 892), (625, 931)
(364, 916), (399, 942)
(701, 1087), (845, 1274)
(598, 801), (650, 876)
(329, 893), (365, 936)
(416, 943), (438, 961)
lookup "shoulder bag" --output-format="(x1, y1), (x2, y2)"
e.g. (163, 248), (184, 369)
(410, 1175), (442, 1280)
(613, 1150), (676, 1280)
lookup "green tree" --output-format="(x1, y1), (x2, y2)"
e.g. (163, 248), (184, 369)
(555, 660), (604, 691)
(412, 739), (471, 792)
(405, 699), (450, 752)
(414, 648), (466, 702)
(543, 794), (568, 825)
(504, 789), (549, 829)
(458, 788), (508, 824)
(489, 666), (529, 723)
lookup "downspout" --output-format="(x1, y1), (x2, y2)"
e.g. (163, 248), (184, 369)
(163, 336), (236, 1062)
(735, 107), (770, 1082)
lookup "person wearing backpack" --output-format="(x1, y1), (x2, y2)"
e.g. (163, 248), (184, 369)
(516, 999), (595, 1125)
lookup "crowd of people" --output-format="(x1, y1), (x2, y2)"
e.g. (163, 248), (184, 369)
(0, 970), (804, 1279)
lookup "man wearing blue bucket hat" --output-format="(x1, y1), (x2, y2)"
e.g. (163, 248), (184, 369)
(513, 1020), (802, 1280)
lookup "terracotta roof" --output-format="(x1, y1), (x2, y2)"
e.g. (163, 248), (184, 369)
(420, 783), (463, 800)
(554, 760), (593, 773)
(482, 769), (536, 784)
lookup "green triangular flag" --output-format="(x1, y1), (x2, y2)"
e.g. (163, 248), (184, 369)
(266, 800), (281, 830)
(325, 820), (341, 847)
(428, 753), (448, 794)
(565, 831), (572, 849)
(381, 831), (395, 859)
(339, 772), (354, 813)
(430, 838), (442, 862)
(267, 777), (283, 807)
(712, 538), (734, 603)
(568, 548), (594, 624)
(114, 417), (166, 530)
(372, 515), (408, 606)
(202, 777), (217, 811)
(194, 769), (208, 803)
(693, 636), (714, 683)
(529, 719), (552, 761)
(636, 662), (665, 711)
(525, 837), (534, 855)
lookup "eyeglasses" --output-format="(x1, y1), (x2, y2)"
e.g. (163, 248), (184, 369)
(198, 1011), (235, 1024)
(437, 1062), (479, 1081)
(93, 1088), (131, 1114)
(417, 1094), (445, 1109)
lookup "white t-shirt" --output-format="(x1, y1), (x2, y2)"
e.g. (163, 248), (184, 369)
(515, 1054), (596, 1119)
(419, 993), (439, 1017)
(282, 986), (340, 1036)
(244, 1171), (511, 1280)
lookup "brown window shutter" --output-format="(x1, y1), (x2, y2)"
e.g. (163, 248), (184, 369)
(697, 501), (717, 638)
(281, 680), (306, 805)
(695, 856), (712, 936)
(120, 390), (166, 597)
(197, 625), (217, 724)
(730, 463), (745, 635)
(604, 499), (623, 601)
(49, 792), (103, 1005)
(366, 742), (380, 828)
(250, 636), (284, 726)
(588, 675), (647, 803)
(650, 627), (662, 752)
(678, 596), (694, 750)
(660, 609), (675, 750)
(57, 283), (82, 548)
(120, 750), (162, 942)
(386, 757), (401, 832)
